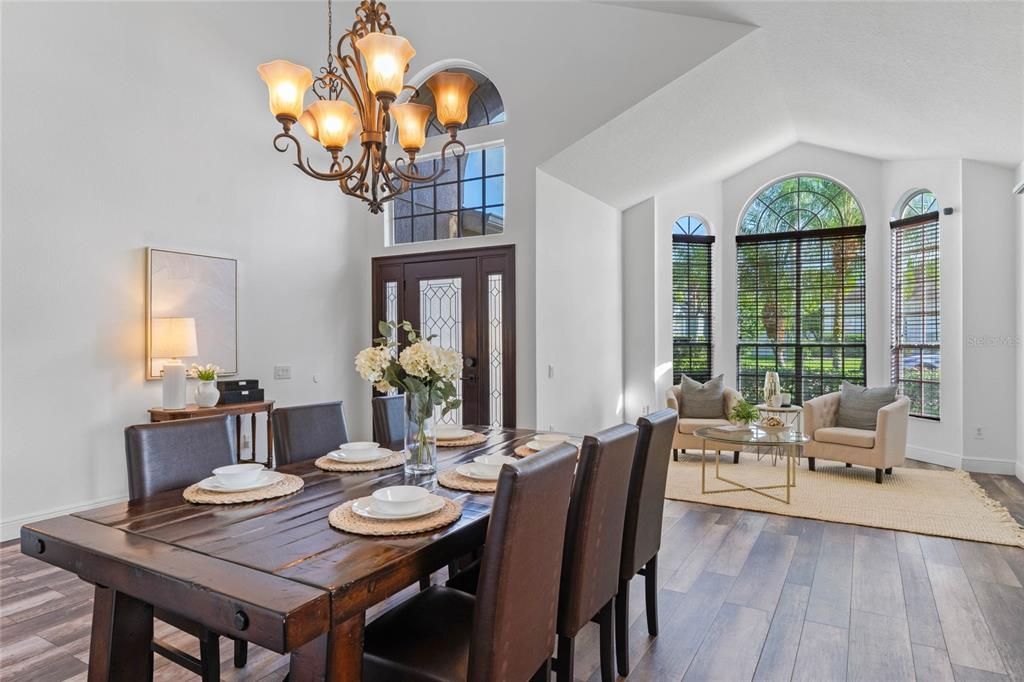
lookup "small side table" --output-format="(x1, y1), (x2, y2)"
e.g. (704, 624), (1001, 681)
(755, 404), (803, 466)
(148, 401), (275, 468)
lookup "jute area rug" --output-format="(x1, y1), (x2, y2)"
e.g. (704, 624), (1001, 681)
(665, 455), (1024, 548)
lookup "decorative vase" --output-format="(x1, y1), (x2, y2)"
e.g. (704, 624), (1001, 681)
(780, 392), (792, 407)
(763, 371), (781, 406)
(404, 391), (437, 475)
(196, 380), (220, 407)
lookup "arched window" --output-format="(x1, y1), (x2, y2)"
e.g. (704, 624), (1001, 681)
(392, 69), (505, 245)
(736, 175), (867, 403)
(898, 190), (938, 219)
(891, 190), (941, 418)
(673, 216), (714, 383)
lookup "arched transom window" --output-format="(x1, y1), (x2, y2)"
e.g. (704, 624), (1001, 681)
(736, 175), (867, 404)
(899, 190), (938, 219)
(740, 175), (865, 235)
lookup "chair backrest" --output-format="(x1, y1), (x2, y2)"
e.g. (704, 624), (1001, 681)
(271, 401), (350, 466)
(469, 444), (577, 682)
(124, 415), (237, 500)
(371, 395), (405, 452)
(621, 409), (677, 579)
(558, 423), (639, 637)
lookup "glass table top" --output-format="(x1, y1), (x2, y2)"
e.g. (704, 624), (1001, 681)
(692, 425), (810, 446)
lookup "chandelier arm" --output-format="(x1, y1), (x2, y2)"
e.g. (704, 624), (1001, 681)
(337, 34), (373, 110)
(273, 131), (360, 182)
(390, 139), (467, 184)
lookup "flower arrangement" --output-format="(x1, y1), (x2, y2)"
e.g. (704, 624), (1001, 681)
(190, 363), (221, 381)
(355, 321), (462, 472)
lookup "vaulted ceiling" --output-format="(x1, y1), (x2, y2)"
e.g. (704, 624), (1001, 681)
(543, 1), (1024, 208)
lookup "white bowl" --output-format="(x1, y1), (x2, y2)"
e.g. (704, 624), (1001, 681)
(371, 485), (430, 514)
(471, 454), (517, 478)
(339, 441), (379, 452)
(436, 426), (473, 440)
(535, 432), (570, 444)
(212, 463), (265, 488)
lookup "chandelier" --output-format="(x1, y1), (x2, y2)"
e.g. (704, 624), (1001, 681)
(257, 0), (476, 213)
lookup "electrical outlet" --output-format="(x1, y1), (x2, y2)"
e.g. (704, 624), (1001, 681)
(241, 434), (251, 451)
(974, 427), (985, 440)
(274, 365), (292, 380)
(548, 365), (554, 379)
(643, 404), (650, 415)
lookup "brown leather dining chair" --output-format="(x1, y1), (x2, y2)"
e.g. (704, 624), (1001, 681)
(271, 400), (350, 465)
(372, 394), (405, 451)
(614, 408), (677, 677)
(362, 443), (579, 682)
(124, 415), (248, 680)
(554, 423), (639, 682)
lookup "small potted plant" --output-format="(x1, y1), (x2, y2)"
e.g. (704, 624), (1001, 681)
(190, 363), (222, 407)
(728, 400), (760, 431)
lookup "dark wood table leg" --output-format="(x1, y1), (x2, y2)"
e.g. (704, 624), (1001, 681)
(251, 412), (257, 463)
(235, 415), (242, 461)
(288, 612), (365, 681)
(88, 585), (154, 682)
(266, 409), (274, 469)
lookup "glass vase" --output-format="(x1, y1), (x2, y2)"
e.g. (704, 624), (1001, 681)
(404, 390), (437, 475)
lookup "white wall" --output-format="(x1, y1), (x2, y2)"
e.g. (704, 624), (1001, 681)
(961, 160), (1019, 474)
(622, 198), (656, 423)
(1, 2), (373, 539)
(881, 160), (964, 468)
(535, 170), (622, 432)
(1017, 161), (1024, 482)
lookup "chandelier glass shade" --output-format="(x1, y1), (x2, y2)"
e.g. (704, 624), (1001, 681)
(257, 0), (475, 213)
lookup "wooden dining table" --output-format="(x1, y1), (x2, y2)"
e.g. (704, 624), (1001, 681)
(19, 426), (538, 681)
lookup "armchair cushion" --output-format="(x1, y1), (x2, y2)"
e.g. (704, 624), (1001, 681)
(814, 427), (876, 449)
(836, 382), (897, 430)
(678, 374), (726, 418)
(676, 417), (732, 435)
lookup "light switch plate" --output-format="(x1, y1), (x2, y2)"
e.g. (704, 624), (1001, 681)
(274, 365), (292, 380)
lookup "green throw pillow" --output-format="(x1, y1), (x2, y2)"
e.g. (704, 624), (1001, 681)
(836, 382), (897, 430)
(679, 374), (726, 419)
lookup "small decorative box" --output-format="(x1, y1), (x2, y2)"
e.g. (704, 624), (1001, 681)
(217, 379), (259, 392)
(218, 387), (265, 405)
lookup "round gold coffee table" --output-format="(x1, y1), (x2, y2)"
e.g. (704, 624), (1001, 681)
(692, 426), (810, 504)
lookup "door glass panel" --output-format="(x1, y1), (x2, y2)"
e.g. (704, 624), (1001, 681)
(419, 277), (463, 424)
(384, 281), (399, 354)
(487, 273), (503, 427)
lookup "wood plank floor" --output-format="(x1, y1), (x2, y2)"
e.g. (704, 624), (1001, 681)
(2, 463), (1023, 681)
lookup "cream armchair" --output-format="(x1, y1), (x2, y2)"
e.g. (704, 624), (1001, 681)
(802, 392), (910, 483)
(665, 385), (744, 463)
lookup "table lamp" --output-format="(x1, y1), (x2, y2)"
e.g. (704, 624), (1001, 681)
(152, 317), (198, 409)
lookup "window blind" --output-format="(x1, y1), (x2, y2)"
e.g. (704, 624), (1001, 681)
(736, 226), (867, 404)
(890, 211), (941, 419)
(672, 233), (714, 384)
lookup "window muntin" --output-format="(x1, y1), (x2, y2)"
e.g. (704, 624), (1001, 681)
(392, 145), (505, 244)
(899, 190), (938, 219)
(737, 176), (867, 404)
(673, 216), (714, 383)
(891, 210), (941, 419)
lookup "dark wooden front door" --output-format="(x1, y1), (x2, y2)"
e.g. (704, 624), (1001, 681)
(371, 245), (516, 427)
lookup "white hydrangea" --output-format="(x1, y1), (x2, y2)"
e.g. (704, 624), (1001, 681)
(354, 345), (391, 383)
(399, 341), (433, 378)
(428, 346), (462, 381)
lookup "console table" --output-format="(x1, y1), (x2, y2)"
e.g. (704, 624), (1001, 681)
(148, 400), (275, 468)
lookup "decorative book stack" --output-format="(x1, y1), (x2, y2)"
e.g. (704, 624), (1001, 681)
(216, 379), (264, 405)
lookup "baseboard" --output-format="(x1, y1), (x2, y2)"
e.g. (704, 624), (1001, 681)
(959, 456), (1018, 475)
(906, 445), (961, 470)
(1, 494), (128, 542)
(1015, 460), (1024, 484)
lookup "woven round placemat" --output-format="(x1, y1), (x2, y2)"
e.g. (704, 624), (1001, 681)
(183, 473), (304, 505)
(437, 468), (497, 493)
(515, 445), (540, 457)
(314, 452), (404, 472)
(437, 432), (487, 447)
(328, 498), (463, 536)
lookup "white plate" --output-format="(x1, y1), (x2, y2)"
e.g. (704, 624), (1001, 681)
(351, 494), (446, 520)
(456, 463), (500, 481)
(534, 432), (570, 443)
(526, 440), (557, 451)
(327, 447), (391, 463)
(196, 470), (283, 493)
(436, 427), (474, 441)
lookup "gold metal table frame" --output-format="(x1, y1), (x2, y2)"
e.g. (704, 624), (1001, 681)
(699, 437), (802, 504)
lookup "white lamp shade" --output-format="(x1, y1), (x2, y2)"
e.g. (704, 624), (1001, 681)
(152, 317), (198, 359)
